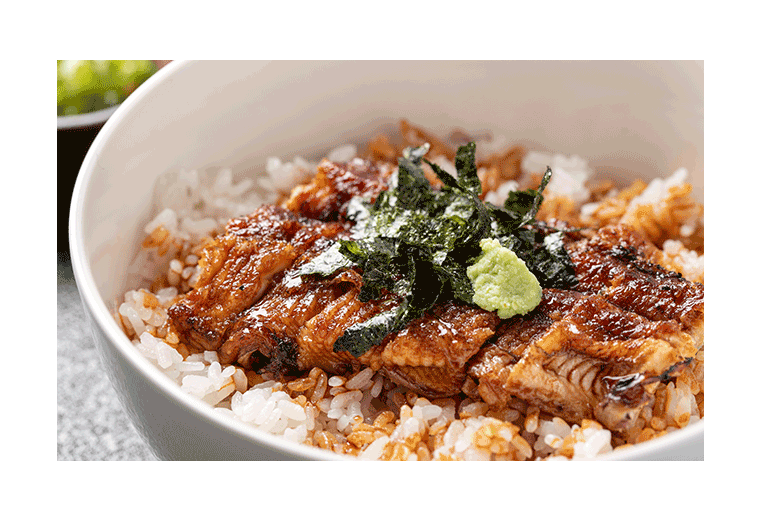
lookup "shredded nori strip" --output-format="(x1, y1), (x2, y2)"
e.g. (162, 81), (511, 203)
(295, 142), (577, 356)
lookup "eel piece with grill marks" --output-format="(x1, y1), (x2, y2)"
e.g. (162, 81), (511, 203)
(285, 158), (393, 222)
(167, 204), (347, 353)
(222, 248), (499, 396)
(567, 224), (704, 347)
(467, 225), (703, 431)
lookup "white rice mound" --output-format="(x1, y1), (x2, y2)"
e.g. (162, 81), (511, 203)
(115, 142), (704, 460)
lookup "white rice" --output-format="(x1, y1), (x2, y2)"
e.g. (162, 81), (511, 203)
(116, 138), (703, 460)
(483, 149), (594, 207)
(522, 150), (593, 204)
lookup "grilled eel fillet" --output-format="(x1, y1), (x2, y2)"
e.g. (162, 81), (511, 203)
(467, 225), (703, 431)
(169, 158), (499, 397)
(169, 157), (391, 352)
(167, 204), (348, 352)
(168, 157), (704, 431)
(221, 251), (499, 397)
(284, 157), (394, 222)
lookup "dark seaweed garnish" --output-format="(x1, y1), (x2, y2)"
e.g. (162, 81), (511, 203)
(296, 142), (577, 356)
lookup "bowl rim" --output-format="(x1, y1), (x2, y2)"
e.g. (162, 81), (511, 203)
(595, 419), (704, 460)
(69, 59), (704, 461)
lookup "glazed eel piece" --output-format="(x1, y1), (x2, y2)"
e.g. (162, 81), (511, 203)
(467, 226), (703, 430)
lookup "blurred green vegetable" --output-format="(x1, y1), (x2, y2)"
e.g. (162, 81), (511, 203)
(57, 60), (158, 116)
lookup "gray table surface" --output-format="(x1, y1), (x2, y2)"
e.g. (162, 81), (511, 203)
(57, 251), (156, 460)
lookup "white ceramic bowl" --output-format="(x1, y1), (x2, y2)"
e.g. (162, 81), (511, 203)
(70, 60), (704, 460)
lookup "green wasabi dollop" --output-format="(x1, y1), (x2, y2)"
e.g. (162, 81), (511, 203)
(467, 238), (542, 319)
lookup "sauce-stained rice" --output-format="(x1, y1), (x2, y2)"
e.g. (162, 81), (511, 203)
(117, 122), (703, 460)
